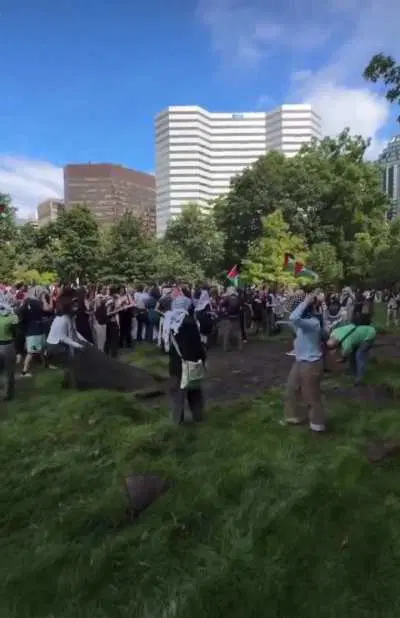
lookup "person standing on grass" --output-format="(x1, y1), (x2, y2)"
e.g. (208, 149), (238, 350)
(46, 293), (90, 388)
(326, 314), (376, 385)
(105, 286), (122, 358)
(219, 287), (243, 351)
(0, 299), (19, 401)
(19, 286), (49, 378)
(74, 287), (94, 344)
(283, 292), (326, 433)
(166, 294), (206, 425)
(93, 286), (108, 352)
(195, 287), (213, 345)
(118, 285), (134, 348)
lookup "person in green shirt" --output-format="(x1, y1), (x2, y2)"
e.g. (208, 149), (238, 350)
(327, 315), (376, 384)
(0, 298), (19, 401)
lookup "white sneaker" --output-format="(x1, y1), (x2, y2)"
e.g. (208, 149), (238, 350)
(286, 350), (295, 357)
(20, 372), (33, 378)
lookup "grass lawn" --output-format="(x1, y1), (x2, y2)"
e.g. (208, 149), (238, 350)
(2, 345), (400, 617)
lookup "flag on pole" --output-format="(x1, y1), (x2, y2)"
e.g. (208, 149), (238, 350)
(227, 265), (240, 287)
(283, 253), (318, 280)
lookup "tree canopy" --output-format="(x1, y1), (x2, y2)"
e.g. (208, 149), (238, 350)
(214, 129), (388, 279)
(164, 203), (224, 278)
(242, 210), (308, 285)
(364, 54), (400, 120)
(0, 126), (394, 287)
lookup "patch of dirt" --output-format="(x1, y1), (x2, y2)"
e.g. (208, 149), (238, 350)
(134, 332), (400, 406)
(374, 334), (400, 360)
(204, 339), (292, 402)
(323, 382), (393, 404)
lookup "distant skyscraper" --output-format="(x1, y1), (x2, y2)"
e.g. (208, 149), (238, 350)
(155, 104), (321, 236)
(37, 199), (64, 227)
(64, 163), (156, 234)
(379, 136), (400, 219)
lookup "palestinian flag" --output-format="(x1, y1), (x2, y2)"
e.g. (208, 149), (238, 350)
(226, 264), (240, 287)
(283, 253), (318, 280)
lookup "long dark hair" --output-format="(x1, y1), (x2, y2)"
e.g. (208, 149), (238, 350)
(56, 292), (75, 316)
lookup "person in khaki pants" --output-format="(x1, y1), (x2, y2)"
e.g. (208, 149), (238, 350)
(283, 292), (326, 433)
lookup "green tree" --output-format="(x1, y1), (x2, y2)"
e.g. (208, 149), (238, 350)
(13, 223), (41, 270)
(308, 242), (343, 286)
(34, 223), (62, 273)
(0, 244), (15, 282)
(348, 232), (380, 284)
(242, 210), (308, 285)
(213, 151), (288, 266)
(56, 205), (101, 282)
(101, 211), (151, 283)
(0, 193), (16, 243)
(0, 194), (16, 281)
(215, 130), (389, 272)
(367, 218), (400, 287)
(364, 54), (400, 120)
(165, 203), (224, 278)
(149, 239), (204, 283)
(13, 268), (58, 286)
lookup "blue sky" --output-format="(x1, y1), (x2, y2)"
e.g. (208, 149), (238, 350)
(1, 0), (400, 217)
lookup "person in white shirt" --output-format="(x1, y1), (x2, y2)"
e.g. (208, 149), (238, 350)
(46, 293), (89, 387)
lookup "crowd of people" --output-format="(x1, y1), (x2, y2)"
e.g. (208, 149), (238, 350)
(0, 282), (383, 430)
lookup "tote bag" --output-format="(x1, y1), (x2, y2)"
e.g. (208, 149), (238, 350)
(171, 335), (205, 390)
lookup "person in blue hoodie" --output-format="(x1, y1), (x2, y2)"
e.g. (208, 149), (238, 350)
(283, 292), (327, 433)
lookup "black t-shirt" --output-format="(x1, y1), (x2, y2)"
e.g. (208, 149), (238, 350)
(95, 301), (107, 325)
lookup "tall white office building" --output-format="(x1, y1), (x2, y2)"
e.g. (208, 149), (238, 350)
(379, 135), (400, 219)
(155, 104), (321, 235)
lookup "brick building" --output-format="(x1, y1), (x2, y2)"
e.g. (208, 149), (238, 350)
(64, 163), (156, 234)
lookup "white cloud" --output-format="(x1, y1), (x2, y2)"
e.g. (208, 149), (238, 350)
(196, 0), (284, 66)
(292, 0), (400, 157)
(298, 79), (391, 158)
(0, 156), (63, 219)
(198, 0), (400, 155)
(196, 0), (342, 68)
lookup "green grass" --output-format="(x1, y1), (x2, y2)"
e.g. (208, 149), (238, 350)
(2, 349), (400, 617)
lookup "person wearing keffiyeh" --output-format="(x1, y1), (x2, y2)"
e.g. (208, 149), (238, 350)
(166, 295), (206, 424)
(195, 289), (214, 345)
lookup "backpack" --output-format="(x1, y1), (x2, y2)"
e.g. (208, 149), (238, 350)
(95, 301), (107, 325)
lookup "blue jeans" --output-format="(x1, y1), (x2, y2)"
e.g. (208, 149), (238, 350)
(349, 340), (373, 382)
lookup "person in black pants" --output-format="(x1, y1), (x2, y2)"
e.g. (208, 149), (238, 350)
(119, 287), (133, 349)
(105, 287), (120, 358)
(238, 289), (248, 343)
(167, 296), (206, 424)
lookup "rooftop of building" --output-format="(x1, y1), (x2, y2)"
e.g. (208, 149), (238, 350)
(64, 163), (155, 187)
(379, 135), (400, 163)
(156, 103), (321, 121)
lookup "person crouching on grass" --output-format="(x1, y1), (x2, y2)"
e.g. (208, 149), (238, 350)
(326, 314), (376, 385)
(282, 291), (327, 434)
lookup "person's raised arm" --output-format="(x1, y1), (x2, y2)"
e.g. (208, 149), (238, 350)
(289, 294), (320, 332)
